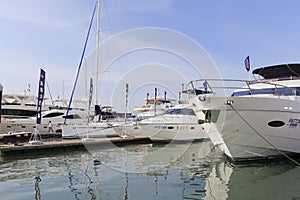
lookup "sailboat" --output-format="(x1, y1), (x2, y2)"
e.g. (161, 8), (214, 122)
(62, 0), (119, 139)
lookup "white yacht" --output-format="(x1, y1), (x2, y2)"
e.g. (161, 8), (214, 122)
(189, 63), (300, 161)
(1, 93), (50, 119)
(1, 107), (86, 134)
(133, 96), (175, 119)
(114, 103), (207, 141)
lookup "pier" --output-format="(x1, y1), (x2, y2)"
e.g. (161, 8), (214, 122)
(0, 136), (151, 156)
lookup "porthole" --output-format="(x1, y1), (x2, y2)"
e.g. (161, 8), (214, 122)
(268, 120), (285, 127)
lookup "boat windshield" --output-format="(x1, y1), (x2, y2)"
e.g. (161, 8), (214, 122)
(165, 108), (196, 115)
(232, 87), (300, 96)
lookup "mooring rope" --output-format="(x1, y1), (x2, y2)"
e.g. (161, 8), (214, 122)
(226, 101), (300, 166)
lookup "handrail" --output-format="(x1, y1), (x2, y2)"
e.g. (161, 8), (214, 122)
(187, 78), (300, 98)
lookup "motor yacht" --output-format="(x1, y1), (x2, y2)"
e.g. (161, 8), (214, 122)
(114, 103), (207, 141)
(189, 63), (300, 161)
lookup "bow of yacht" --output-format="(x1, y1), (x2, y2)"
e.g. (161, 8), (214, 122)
(189, 63), (300, 161)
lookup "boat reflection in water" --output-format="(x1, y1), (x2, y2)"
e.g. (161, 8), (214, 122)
(206, 159), (300, 200)
(0, 142), (300, 199)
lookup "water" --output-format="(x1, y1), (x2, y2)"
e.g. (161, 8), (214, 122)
(0, 140), (300, 200)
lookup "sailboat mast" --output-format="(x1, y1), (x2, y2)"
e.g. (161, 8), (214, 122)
(95, 0), (101, 105)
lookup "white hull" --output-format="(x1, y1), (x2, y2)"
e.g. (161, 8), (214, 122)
(191, 96), (300, 160)
(62, 122), (119, 139)
(0, 121), (62, 134)
(114, 114), (208, 141)
(0, 109), (85, 135)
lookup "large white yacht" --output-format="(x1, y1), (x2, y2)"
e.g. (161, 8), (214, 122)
(189, 63), (300, 161)
(1, 93), (50, 119)
(0, 97), (87, 134)
(1, 106), (86, 134)
(114, 103), (207, 141)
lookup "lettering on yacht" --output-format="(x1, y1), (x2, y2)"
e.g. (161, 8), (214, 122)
(154, 125), (192, 130)
(288, 118), (300, 128)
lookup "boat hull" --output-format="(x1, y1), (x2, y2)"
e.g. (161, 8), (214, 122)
(0, 131), (32, 144)
(113, 115), (208, 141)
(191, 96), (300, 160)
(62, 123), (119, 139)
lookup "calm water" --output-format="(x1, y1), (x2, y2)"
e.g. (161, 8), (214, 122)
(0, 140), (300, 200)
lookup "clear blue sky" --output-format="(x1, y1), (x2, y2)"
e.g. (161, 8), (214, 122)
(1, 0), (300, 110)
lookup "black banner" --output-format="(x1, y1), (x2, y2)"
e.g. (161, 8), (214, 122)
(0, 84), (3, 123)
(36, 69), (46, 124)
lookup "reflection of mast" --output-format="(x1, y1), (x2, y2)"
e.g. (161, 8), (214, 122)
(123, 172), (129, 200)
(64, 157), (81, 200)
(34, 176), (41, 200)
(95, 0), (101, 105)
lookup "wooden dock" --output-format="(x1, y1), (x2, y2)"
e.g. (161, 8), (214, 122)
(0, 136), (151, 156)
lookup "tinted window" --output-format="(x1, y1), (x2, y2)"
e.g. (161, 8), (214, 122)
(165, 108), (195, 115)
(43, 112), (64, 118)
(232, 87), (300, 96)
(63, 114), (81, 119)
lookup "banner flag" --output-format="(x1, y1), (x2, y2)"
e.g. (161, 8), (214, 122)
(36, 69), (46, 124)
(245, 56), (250, 72)
(0, 83), (3, 123)
(125, 83), (129, 107)
(88, 78), (93, 109)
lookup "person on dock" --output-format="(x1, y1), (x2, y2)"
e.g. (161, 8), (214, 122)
(48, 121), (53, 133)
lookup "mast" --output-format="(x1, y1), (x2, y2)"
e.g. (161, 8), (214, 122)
(64, 2), (97, 123)
(95, 0), (101, 105)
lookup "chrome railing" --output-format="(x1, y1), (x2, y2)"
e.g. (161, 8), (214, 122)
(186, 79), (300, 98)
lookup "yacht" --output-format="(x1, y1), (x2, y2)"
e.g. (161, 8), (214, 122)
(1, 107), (86, 134)
(189, 63), (300, 161)
(133, 96), (175, 119)
(1, 93), (50, 119)
(114, 103), (207, 141)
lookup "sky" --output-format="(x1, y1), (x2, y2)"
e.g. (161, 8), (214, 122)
(1, 0), (300, 111)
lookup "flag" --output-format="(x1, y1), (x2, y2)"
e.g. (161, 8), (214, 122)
(125, 83), (129, 108)
(36, 69), (46, 124)
(244, 56), (250, 72)
(203, 81), (208, 92)
(88, 78), (93, 110)
(0, 83), (3, 123)
(146, 93), (149, 103)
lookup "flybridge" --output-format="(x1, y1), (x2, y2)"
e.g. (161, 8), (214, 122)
(253, 63), (300, 79)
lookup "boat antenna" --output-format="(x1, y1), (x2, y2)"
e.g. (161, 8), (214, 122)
(64, 2), (97, 124)
(46, 80), (55, 107)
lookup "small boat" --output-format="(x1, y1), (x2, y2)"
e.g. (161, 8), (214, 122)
(189, 63), (300, 161)
(0, 131), (32, 144)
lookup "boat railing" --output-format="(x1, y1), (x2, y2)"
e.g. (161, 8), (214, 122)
(186, 79), (300, 98)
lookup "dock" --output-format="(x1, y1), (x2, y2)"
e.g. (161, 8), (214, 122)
(0, 136), (151, 156)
